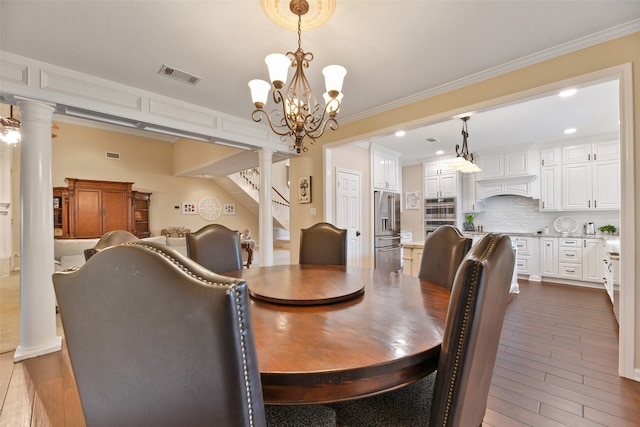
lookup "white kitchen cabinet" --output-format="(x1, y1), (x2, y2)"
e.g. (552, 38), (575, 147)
(582, 238), (603, 283)
(474, 148), (538, 199)
(512, 236), (534, 276)
(539, 164), (561, 211)
(540, 147), (561, 167)
(563, 140), (619, 164)
(562, 141), (620, 210)
(539, 147), (561, 211)
(424, 159), (458, 198)
(558, 237), (583, 281)
(477, 150), (530, 178)
(540, 237), (558, 277)
(373, 147), (400, 191)
(461, 173), (481, 213)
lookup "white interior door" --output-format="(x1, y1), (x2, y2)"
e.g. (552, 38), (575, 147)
(336, 168), (362, 266)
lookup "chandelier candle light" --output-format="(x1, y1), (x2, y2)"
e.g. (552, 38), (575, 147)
(448, 116), (481, 173)
(0, 106), (21, 144)
(249, 0), (346, 153)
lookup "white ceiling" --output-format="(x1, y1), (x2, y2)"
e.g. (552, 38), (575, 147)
(1, 1), (638, 160)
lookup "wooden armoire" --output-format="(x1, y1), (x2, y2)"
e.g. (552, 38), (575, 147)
(54, 178), (151, 239)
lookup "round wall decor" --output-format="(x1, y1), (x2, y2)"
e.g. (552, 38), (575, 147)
(198, 196), (222, 221)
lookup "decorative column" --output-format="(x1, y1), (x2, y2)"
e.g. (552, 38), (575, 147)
(14, 99), (62, 362)
(0, 141), (12, 276)
(258, 149), (274, 266)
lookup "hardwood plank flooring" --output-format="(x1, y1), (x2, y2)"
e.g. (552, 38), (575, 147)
(1, 279), (639, 426)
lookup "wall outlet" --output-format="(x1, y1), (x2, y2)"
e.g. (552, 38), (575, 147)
(310, 207), (316, 216)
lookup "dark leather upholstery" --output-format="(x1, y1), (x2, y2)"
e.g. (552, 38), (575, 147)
(331, 233), (515, 426)
(83, 229), (139, 261)
(418, 225), (472, 290)
(299, 222), (347, 265)
(54, 241), (337, 427)
(186, 224), (243, 273)
(54, 241), (266, 427)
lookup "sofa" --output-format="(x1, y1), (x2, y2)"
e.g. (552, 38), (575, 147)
(54, 233), (255, 272)
(54, 235), (187, 272)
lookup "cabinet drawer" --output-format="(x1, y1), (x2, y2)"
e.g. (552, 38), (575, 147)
(559, 263), (583, 280)
(516, 256), (530, 274)
(559, 238), (582, 247)
(559, 248), (583, 263)
(514, 238), (529, 255)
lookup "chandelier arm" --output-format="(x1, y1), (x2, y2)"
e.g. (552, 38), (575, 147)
(251, 109), (296, 139)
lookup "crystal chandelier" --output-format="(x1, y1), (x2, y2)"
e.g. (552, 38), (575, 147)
(249, 0), (346, 153)
(0, 106), (21, 145)
(449, 116), (481, 173)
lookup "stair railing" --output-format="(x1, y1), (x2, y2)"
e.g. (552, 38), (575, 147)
(239, 168), (290, 220)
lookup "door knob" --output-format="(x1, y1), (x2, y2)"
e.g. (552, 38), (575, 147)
(356, 231), (361, 237)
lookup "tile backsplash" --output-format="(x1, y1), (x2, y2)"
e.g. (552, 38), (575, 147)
(471, 195), (620, 235)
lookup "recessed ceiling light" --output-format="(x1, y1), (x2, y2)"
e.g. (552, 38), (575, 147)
(564, 128), (577, 134)
(395, 130), (406, 137)
(435, 150), (444, 155)
(559, 88), (577, 97)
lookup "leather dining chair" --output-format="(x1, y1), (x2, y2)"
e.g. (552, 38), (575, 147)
(330, 233), (515, 426)
(83, 229), (139, 261)
(53, 241), (336, 427)
(186, 224), (243, 273)
(418, 225), (473, 290)
(299, 222), (347, 265)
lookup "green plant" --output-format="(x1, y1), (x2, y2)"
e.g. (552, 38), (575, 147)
(465, 214), (475, 223)
(598, 224), (618, 234)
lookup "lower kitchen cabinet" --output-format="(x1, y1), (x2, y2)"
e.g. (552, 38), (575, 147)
(539, 236), (603, 285)
(583, 238), (604, 283)
(540, 237), (558, 277)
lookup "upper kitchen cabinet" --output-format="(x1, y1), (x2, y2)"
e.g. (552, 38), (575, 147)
(373, 146), (401, 191)
(423, 158), (458, 198)
(539, 147), (561, 211)
(461, 172), (482, 213)
(562, 140), (620, 210)
(474, 147), (539, 199)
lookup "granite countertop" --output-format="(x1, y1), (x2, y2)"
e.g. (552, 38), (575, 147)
(463, 231), (607, 239)
(402, 233), (611, 249)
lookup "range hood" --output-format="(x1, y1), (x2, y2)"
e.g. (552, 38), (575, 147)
(475, 174), (538, 199)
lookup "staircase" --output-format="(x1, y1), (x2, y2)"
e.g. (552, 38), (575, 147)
(214, 168), (290, 245)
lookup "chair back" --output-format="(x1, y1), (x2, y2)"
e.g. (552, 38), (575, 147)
(299, 222), (347, 265)
(186, 224), (243, 273)
(429, 233), (514, 427)
(418, 225), (472, 290)
(53, 241), (266, 427)
(84, 229), (139, 261)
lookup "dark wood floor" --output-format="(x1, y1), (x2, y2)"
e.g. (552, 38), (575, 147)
(1, 279), (639, 426)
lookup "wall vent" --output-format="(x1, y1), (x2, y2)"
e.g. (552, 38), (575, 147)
(159, 64), (202, 85)
(106, 151), (120, 160)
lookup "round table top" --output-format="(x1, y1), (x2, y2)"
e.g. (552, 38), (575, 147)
(246, 264), (365, 305)
(224, 264), (451, 405)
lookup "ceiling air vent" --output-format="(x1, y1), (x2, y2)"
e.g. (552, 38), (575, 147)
(159, 64), (202, 85)
(105, 151), (120, 160)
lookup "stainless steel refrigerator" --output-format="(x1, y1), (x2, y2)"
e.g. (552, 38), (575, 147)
(374, 190), (402, 273)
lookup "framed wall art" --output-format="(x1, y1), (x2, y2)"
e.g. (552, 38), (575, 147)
(298, 176), (311, 204)
(181, 201), (196, 215)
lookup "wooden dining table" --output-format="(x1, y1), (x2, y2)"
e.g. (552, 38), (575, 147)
(223, 264), (451, 405)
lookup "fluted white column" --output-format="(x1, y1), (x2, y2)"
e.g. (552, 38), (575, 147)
(258, 149), (274, 266)
(14, 99), (62, 362)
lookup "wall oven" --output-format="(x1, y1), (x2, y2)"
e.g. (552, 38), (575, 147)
(424, 197), (457, 238)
